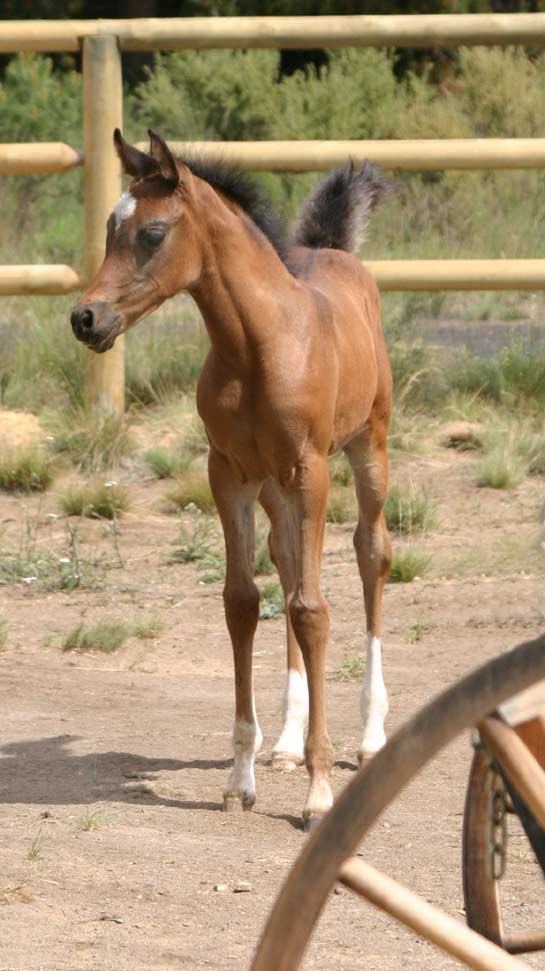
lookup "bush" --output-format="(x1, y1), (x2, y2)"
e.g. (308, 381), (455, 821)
(0, 55), (84, 265)
(0, 447), (54, 493)
(131, 47), (403, 216)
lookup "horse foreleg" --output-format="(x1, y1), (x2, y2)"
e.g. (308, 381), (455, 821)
(259, 480), (308, 772)
(287, 453), (334, 830)
(345, 423), (392, 764)
(209, 447), (262, 811)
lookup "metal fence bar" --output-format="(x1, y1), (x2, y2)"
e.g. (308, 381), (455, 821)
(153, 138), (545, 172)
(3, 13), (545, 53)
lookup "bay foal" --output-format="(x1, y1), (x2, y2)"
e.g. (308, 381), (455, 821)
(70, 130), (392, 829)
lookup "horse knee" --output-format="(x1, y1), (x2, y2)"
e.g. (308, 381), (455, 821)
(224, 581), (260, 636)
(289, 593), (329, 645)
(354, 519), (392, 578)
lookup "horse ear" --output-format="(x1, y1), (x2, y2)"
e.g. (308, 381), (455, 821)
(148, 129), (180, 187)
(113, 129), (159, 178)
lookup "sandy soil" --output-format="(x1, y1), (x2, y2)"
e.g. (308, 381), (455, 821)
(0, 440), (544, 971)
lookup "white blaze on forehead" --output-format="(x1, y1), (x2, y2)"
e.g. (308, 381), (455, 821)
(114, 191), (137, 230)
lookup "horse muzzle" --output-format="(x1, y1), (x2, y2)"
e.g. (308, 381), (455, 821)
(70, 300), (121, 353)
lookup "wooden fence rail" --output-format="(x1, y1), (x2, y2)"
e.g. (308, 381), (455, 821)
(3, 13), (545, 53)
(2, 11), (545, 412)
(144, 138), (545, 172)
(8, 138), (545, 176)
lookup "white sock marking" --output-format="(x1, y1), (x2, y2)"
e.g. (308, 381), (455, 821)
(273, 669), (308, 762)
(225, 701), (263, 802)
(114, 191), (137, 230)
(359, 633), (388, 757)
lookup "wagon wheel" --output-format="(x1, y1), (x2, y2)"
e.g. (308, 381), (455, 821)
(463, 693), (545, 954)
(251, 633), (545, 971)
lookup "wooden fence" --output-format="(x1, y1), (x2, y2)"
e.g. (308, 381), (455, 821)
(2, 12), (545, 412)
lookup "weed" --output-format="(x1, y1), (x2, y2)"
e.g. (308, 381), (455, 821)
(0, 519), (100, 591)
(132, 616), (165, 640)
(406, 619), (431, 643)
(388, 410), (423, 455)
(62, 620), (132, 654)
(254, 528), (275, 576)
(59, 480), (130, 520)
(332, 652), (365, 682)
(516, 428), (545, 476)
(27, 834), (44, 861)
(77, 811), (104, 832)
(167, 469), (215, 513)
(326, 487), (356, 524)
(385, 484), (436, 535)
(0, 618), (7, 649)
(198, 551), (226, 584)
(171, 516), (218, 564)
(44, 408), (133, 473)
(144, 446), (186, 479)
(0, 447), (54, 493)
(390, 548), (431, 583)
(477, 449), (526, 490)
(329, 454), (352, 486)
(259, 580), (285, 620)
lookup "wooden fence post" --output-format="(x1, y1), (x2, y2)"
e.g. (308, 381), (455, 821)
(82, 33), (124, 415)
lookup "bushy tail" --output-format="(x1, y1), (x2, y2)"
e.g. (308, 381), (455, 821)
(292, 161), (390, 254)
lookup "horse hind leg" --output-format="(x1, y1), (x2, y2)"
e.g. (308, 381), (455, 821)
(345, 426), (392, 764)
(259, 480), (308, 772)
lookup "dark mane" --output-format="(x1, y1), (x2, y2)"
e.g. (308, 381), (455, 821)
(178, 155), (288, 261)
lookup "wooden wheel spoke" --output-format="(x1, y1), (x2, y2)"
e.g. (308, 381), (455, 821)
(252, 634), (545, 970)
(476, 716), (545, 832)
(338, 857), (528, 971)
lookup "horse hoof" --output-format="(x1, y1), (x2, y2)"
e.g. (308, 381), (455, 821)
(223, 794), (255, 813)
(271, 752), (302, 773)
(302, 811), (324, 834)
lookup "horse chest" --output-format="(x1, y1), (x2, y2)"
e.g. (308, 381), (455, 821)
(197, 376), (302, 480)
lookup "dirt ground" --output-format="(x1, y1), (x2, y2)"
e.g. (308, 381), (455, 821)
(0, 435), (544, 971)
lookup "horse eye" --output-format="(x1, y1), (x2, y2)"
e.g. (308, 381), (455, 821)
(139, 226), (167, 249)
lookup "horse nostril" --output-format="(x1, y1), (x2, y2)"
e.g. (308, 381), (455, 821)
(81, 308), (94, 330)
(70, 306), (94, 335)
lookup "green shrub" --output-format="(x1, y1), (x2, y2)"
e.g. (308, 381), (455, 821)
(125, 316), (209, 405)
(62, 620), (131, 654)
(0, 447), (54, 493)
(390, 548), (431, 583)
(259, 580), (285, 620)
(132, 47), (403, 215)
(59, 481), (130, 519)
(477, 450), (526, 490)
(45, 408), (133, 472)
(326, 487), (356, 524)
(167, 470), (215, 513)
(144, 447), (186, 479)
(0, 55), (84, 265)
(332, 653), (365, 682)
(385, 484), (436, 536)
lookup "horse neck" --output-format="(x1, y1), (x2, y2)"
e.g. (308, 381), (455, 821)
(189, 198), (299, 371)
